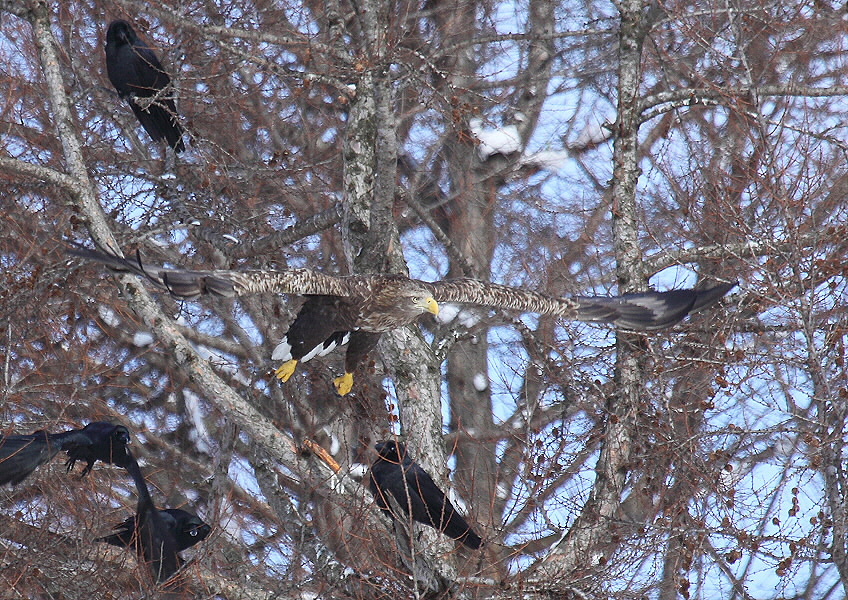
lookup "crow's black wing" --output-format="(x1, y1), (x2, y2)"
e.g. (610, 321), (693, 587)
(0, 431), (54, 485)
(97, 515), (136, 547)
(369, 456), (426, 517)
(105, 21), (166, 97)
(0, 429), (91, 486)
(401, 457), (482, 549)
(370, 441), (482, 549)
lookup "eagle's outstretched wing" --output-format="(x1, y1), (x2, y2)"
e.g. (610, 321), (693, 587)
(428, 279), (735, 330)
(68, 246), (353, 298)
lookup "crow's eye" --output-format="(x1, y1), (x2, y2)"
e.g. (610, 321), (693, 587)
(189, 528), (199, 537)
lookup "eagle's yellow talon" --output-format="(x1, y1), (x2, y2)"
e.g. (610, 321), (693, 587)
(334, 372), (354, 396)
(275, 359), (298, 382)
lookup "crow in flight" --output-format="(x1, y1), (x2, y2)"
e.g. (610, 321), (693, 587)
(99, 507), (210, 555)
(120, 452), (186, 583)
(0, 422), (131, 486)
(105, 20), (185, 152)
(369, 441), (483, 549)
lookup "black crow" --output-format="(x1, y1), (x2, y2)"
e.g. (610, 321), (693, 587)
(369, 441), (483, 549)
(105, 20), (185, 152)
(0, 422), (131, 486)
(121, 452), (184, 583)
(98, 508), (210, 554)
(66, 422), (132, 476)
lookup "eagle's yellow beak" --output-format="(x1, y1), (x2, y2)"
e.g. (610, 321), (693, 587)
(419, 296), (439, 316)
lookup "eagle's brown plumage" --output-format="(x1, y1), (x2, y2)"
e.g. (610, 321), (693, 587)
(69, 246), (734, 394)
(428, 278), (735, 331)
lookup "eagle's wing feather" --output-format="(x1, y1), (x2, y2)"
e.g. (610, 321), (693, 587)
(575, 282), (736, 330)
(69, 247), (353, 298)
(429, 279), (579, 317)
(226, 270), (353, 297)
(430, 278), (734, 330)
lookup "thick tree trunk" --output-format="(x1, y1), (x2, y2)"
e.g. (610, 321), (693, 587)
(533, 0), (651, 584)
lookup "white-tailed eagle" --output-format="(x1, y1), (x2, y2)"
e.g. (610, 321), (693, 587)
(70, 247), (734, 395)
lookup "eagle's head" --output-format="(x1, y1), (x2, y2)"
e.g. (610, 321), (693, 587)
(362, 280), (439, 330)
(411, 292), (439, 317)
(394, 280), (438, 317)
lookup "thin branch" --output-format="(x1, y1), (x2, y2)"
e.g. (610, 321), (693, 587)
(641, 84), (848, 117)
(643, 230), (838, 275)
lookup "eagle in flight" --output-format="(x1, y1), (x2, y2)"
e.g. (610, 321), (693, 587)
(70, 247), (734, 395)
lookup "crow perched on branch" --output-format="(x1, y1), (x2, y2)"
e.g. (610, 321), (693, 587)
(105, 20), (185, 152)
(119, 452), (196, 584)
(369, 441), (483, 549)
(0, 422), (131, 486)
(98, 508), (210, 554)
